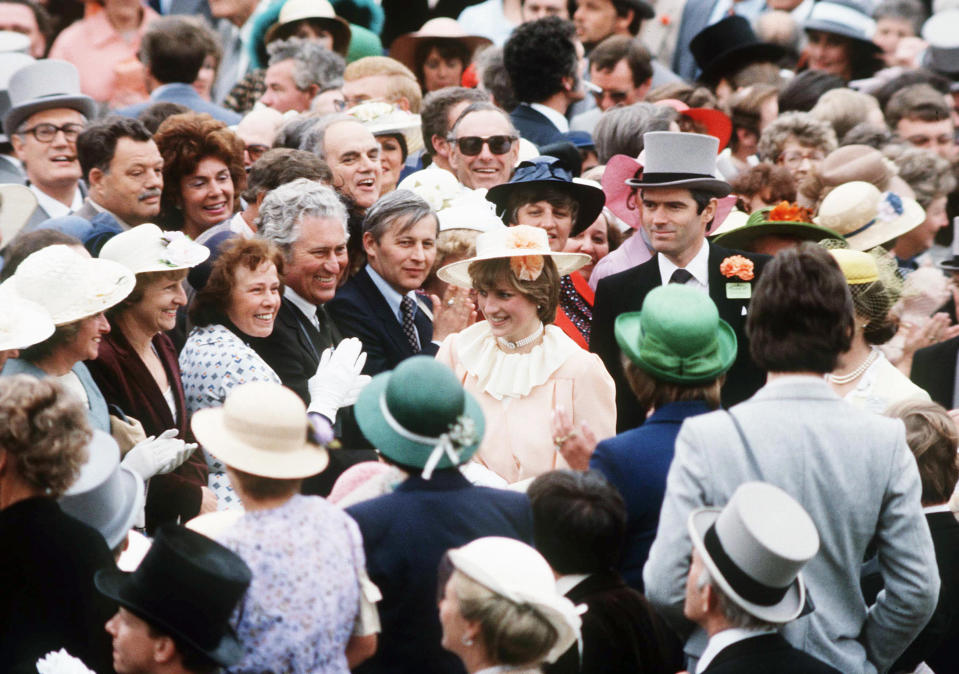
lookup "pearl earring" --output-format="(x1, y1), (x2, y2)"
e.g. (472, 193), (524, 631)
(461, 635), (474, 646)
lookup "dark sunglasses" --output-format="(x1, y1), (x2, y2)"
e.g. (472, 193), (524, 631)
(448, 135), (517, 156)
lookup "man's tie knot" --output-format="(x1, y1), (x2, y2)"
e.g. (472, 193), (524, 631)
(670, 268), (694, 285)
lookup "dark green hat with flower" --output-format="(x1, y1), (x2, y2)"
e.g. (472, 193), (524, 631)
(615, 285), (737, 384)
(711, 202), (843, 250)
(355, 356), (484, 478)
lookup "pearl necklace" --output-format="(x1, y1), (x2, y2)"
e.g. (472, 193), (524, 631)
(496, 323), (544, 351)
(825, 348), (879, 385)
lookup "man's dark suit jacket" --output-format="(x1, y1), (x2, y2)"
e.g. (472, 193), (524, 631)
(510, 103), (567, 148)
(250, 296), (376, 491)
(590, 243), (770, 432)
(326, 265), (438, 376)
(911, 335), (959, 409)
(701, 633), (841, 673)
(543, 570), (681, 674)
(346, 469), (534, 674)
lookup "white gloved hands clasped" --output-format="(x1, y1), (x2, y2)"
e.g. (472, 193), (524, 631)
(307, 337), (372, 422)
(120, 428), (198, 481)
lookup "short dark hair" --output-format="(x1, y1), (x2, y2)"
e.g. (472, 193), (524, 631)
(420, 87), (489, 157)
(77, 116), (154, 182)
(139, 16), (211, 83)
(242, 148), (331, 202)
(503, 16), (578, 104)
(778, 70), (844, 113)
(528, 470), (627, 574)
(873, 68), (951, 111)
(144, 623), (218, 673)
(639, 187), (713, 214)
(613, 0), (646, 35)
(885, 83), (952, 130)
(502, 185), (579, 229)
(413, 38), (471, 90)
(588, 35), (652, 87)
(191, 238), (285, 327)
(1, 229), (80, 281)
(475, 46), (517, 113)
(746, 243), (853, 373)
(137, 102), (190, 135)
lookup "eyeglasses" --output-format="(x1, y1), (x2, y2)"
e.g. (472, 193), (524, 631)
(779, 150), (825, 169)
(245, 144), (269, 162)
(18, 123), (84, 143)
(448, 135), (517, 156)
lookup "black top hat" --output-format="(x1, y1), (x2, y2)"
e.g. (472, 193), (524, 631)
(95, 524), (252, 667)
(690, 16), (788, 85)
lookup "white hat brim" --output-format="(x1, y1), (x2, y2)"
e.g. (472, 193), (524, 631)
(0, 184), (37, 245)
(815, 198), (925, 252)
(437, 250), (591, 289)
(11, 257), (135, 325)
(191, 406), (329, 480)
(0, 289), (54, 351)
(688, 508), (805, 624)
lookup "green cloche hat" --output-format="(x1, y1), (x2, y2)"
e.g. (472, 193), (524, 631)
(355, 356), (485, 478)
(615, 284), (738, 384)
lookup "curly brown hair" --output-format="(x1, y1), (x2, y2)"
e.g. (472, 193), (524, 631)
(153, 113), (246, 230)
(190, 238), (285, 328)
(468, 256), (560, 324)
(0, 375), (90, 497)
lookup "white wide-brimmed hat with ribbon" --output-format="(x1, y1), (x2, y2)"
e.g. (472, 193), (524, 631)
(8, 244), (134, 325)
(99, 224), (210, 274)
(688, 481), (819, 624)
(448, 536), (583, 664)
(438, 225), (590, 288)
(191, 381), (329, 479)
(814, 181), (925, 251)
(0, 285), (54, 351)
(0, 183), (37, 245)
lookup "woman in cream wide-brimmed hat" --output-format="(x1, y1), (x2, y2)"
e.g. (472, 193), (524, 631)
(435, 225), (616, 485)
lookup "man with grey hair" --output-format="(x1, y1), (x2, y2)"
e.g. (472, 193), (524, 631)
(447, 102), (520, 191)
(327, 189), (474, 376)
(261, 38), (345, 114)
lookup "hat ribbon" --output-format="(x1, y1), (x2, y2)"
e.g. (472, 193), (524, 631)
(704, 523), (790, 606)
(639, 328), (722, 378)
(378, 394), (477, 480)
(843, 193), (905, 239)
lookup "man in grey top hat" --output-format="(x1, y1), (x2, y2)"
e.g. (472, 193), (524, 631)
(5, 59), (94, 229)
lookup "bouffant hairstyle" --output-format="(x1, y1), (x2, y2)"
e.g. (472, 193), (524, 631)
(504, 16), (578, 105)
(730, 163), (796, 210)
(746, 243), (854, 373)
(190, 238), (285, 328)
(757, 111), (837, 162)
(0, 375), (90, 497)
(885, 399), (959, 505)
(154, 113), (246, 229)
(884, 144), (957, 210)
(447, 569), (558, 666)
(809, 88), (882, 141)
(468, 256), (560, 324)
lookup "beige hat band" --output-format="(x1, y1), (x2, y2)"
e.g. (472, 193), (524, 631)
(223, 413), (307, 450)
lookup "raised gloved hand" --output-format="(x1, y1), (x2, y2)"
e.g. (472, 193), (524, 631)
(307, 337), (372, 422)
(120, 429), (198, 480)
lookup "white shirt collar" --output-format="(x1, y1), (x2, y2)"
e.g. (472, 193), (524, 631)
(366, 264), (417, 325)
(229, 211), (254, 236)
(657, 239), (710, 292)
(528, 102), (570, 133)
(555, 573), (590, 597)
(30, 183), (82, 220)
(696, 627), (778, 673)
(922, 503), (954, 514)
(283, 286), (318, 328)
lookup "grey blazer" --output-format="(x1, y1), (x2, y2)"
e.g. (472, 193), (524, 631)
(644, 376), (939, 674)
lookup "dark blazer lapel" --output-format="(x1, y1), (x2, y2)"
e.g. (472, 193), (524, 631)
(282, 297), (323, 363)
(564, 570), (627, 602)
(707, 244), (748, 328)
(355, 267), (414, 356)
(704, 633), (789, 671)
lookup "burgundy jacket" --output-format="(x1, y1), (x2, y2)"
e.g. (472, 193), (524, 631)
(87, 328), (207, 531)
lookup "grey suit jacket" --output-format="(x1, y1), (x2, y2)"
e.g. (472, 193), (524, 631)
(644, 376), (939, 674)
(671, 0), (717, 81)
(0, 155), (25, 185)
(1, 358), (110, 433)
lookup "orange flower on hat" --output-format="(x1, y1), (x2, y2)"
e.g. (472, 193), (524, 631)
(720, 255), (754, 281)
(506, 227), (545, 281)
(767, 201), (812, 223)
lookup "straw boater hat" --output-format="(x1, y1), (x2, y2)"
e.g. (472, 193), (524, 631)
(389, 18), (492, 74)
(625, 132), (731, 197)
(3, 59), (96, 139)
(7, 244), (134, 326)
(0, 286), (53, 351)
(348, 101), (424, 155)
(448, 536), (582, 664)
(0, 183), (37, 245)
(485, 157), (607, 237)
(614, 284), (737, 384)
(814, 181), (925, 252)
(59, 430), (144, 550)
(688, 481), (820, 624)
(95, 525), (253, 667)
(99, 223), (210, 274)
(263, 0), (351, 55)
(437, 225), (590, 289)
(690, 16), (787, 86)
(192, 381), (329, 479)
(802, 0), (882, 53)
(712, 202), (844, 250)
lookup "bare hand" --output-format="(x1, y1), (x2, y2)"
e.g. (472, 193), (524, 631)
(431, 285), (477, 342)
(901, 313), (958, 356)
(551, 405), (598, 471)
(199, 486), (218, 515)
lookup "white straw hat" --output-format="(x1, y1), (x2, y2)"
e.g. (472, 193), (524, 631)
(0, 285), (54, 351)
(437, 225), (589, 288)
(99, 224), (210, 274)
(814, 181), (925, 251)
(191, 381), (329, 480)
(437, 190), (505, 233)
(688, 482), (819, 624)
(10, 244), (134, 325)
(349, 102), (424, 155)
(448, 536), (582, 664)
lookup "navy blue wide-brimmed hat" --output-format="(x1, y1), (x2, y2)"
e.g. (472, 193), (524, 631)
(486, 156), (607, 237)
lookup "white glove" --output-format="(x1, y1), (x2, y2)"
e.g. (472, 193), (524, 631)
(120, 429), (198, 480)
(307, 337), (372, 422)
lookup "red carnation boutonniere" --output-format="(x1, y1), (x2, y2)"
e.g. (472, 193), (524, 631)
(720, 255), (755, 281)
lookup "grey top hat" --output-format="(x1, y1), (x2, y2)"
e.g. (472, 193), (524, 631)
(59, 430), (144, 550)
(3, 59), (96, 139)
(922, 10), (959, 84)
(0, 52), (33, 143)
(625, 132), (731, 196)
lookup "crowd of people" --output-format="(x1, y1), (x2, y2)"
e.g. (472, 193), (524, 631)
(1, 0), (959, 671)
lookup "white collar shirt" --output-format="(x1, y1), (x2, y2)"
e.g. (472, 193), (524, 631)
(696, 627), (778, 673)
(528, 102), (570, 133)
(657, 239), (710, 293)
(30, 183), (82, 219)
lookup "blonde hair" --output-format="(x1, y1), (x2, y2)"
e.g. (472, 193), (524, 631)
(343, 56), (423, 113)
(885, 399), (959, 504)
(434, 229), (480, 271)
